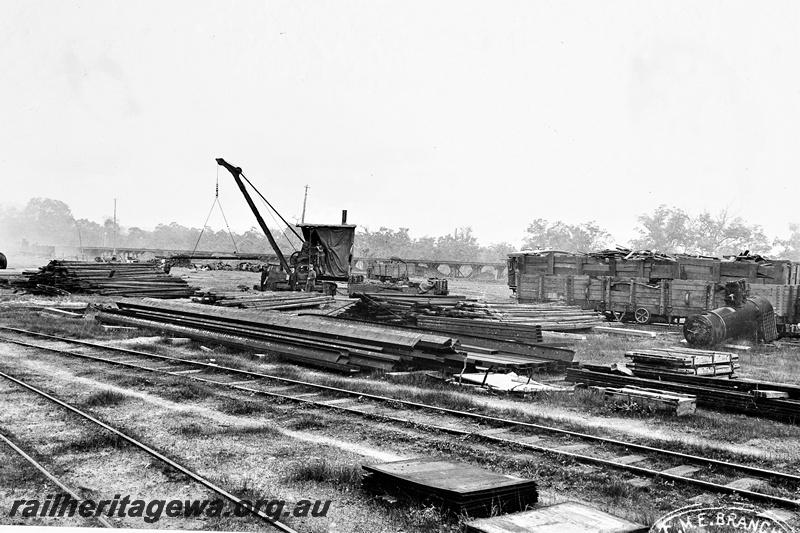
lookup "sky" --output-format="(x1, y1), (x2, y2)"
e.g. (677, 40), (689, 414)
(1, 1), (798, 250)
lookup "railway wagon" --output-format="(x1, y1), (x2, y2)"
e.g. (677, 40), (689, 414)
(508, 252), (800, 328)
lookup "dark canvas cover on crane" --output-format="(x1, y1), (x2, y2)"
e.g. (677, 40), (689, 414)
(301, 224), (355, 280)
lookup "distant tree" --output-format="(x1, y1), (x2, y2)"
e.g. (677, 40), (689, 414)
(21, 198), (78, 246)
(434, 227), (481, 262)
(478, 242), (517, 262)
(774, 223), (800, 261)
(522, 219), (611, 252)
(630, 205), (693, 253)
(690, 207), (771, 256)
(632, 205), (771, 256)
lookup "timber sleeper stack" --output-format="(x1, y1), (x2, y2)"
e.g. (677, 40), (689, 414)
(192, 290), (333, 310)
(624, 347), (740, 376)
(14, 261), (193, 298)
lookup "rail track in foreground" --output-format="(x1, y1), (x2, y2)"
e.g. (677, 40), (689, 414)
(0, 358), (298, 532)
(0, 325), (799, 512)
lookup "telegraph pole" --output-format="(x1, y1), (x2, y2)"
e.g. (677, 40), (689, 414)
(301, 185), (309, 224)
(113, 198), (117, 257)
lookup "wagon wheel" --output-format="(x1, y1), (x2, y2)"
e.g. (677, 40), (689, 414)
(634, 307), (651, 324)
(610, 311), (625, 322)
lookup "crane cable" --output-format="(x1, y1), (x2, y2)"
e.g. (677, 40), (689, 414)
(190, 167), (240, 257)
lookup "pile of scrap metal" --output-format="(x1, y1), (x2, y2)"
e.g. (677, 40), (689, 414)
(567, 358), (800, 422)
(94, 299), (573, 374)
(11, 261), (194, 298)
(588, 247), (676, 261)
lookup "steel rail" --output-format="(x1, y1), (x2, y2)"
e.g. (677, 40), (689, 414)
(1, 326), (797, 484)
(0, 432), (115, 528)
(1, 328), (800, 508)
(0, 370), (298, 533)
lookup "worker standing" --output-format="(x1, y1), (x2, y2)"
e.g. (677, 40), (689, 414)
(305, 266), (317, 293)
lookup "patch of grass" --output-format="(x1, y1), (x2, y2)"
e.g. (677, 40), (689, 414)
(217, 398), (274, 416)
(286, 413), (328, 430)
(55, 431), (126, 454)
(159, 378), (213, 402)
(282, 458), (362, 490)
(175, 423), (214, 437)
(223, 424), (281, 437)
(0, 453), (43, 486)
(83, 389), (128, 407)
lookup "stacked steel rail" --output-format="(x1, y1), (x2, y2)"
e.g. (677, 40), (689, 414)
(566, 364), (800, 422)
(94, 299), (568, 373)
(95, 298), (459, 373)
(13, 261), (193, 298)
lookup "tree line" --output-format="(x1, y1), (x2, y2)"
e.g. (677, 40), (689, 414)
(1, 198), (798, 262)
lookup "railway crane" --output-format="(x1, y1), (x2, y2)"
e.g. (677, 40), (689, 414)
(215, 158), (355, 292)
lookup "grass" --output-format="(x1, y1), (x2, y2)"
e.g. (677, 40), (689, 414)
(82, 388), (128, 407)
(281, 457), (362, 490)
(217, 397), (275, 416)
(286, 413), (329, 430)
(54, 431), (127, 454)
(158, 377), (214, 402)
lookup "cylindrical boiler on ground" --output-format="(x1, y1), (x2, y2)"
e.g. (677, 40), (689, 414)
(0, 252), (6, 269)
(683, 295), (777, 347)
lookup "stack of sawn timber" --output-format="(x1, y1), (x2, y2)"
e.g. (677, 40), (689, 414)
(362, 458), (538, 518)
(192, 290), (333, 310)
(624, 347), (739, 376)
(347, 293), (603, 331)
(95, 298), (464, 373)
(14, 261), (193, 298)
(566, 363), (800, 422)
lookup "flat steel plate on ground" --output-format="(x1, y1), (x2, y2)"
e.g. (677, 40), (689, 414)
(362, 457), (538, 517)
(465, 501), (648, 533)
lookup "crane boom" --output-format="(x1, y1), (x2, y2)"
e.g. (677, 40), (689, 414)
(215, 158), (291, 273)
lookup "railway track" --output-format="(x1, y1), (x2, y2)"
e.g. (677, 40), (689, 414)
(0, 353), (298, 532)
(1, 325), (799, 512)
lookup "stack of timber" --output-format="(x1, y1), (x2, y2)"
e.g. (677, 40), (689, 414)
(566, 363), (800, 422)
(12, 261), (193, 298)
(624, 347), (739, 376)
(449, 302), (605, 331)
(192, 290), (333, 310)
(596, 385), (697, 416)
(343, 293), (604, 331)
(362, 458), (538, 517)
(95, 298), (473, 373)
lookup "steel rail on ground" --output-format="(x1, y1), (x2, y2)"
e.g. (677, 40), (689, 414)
(0, 432), (115, 528)
(1, 327), (799, 509)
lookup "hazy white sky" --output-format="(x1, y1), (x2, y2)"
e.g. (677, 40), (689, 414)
(2, 1), (798, 249)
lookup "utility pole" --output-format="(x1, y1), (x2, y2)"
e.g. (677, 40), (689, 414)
(113, 198), (117, 257)
(301, 185), (309, 224)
